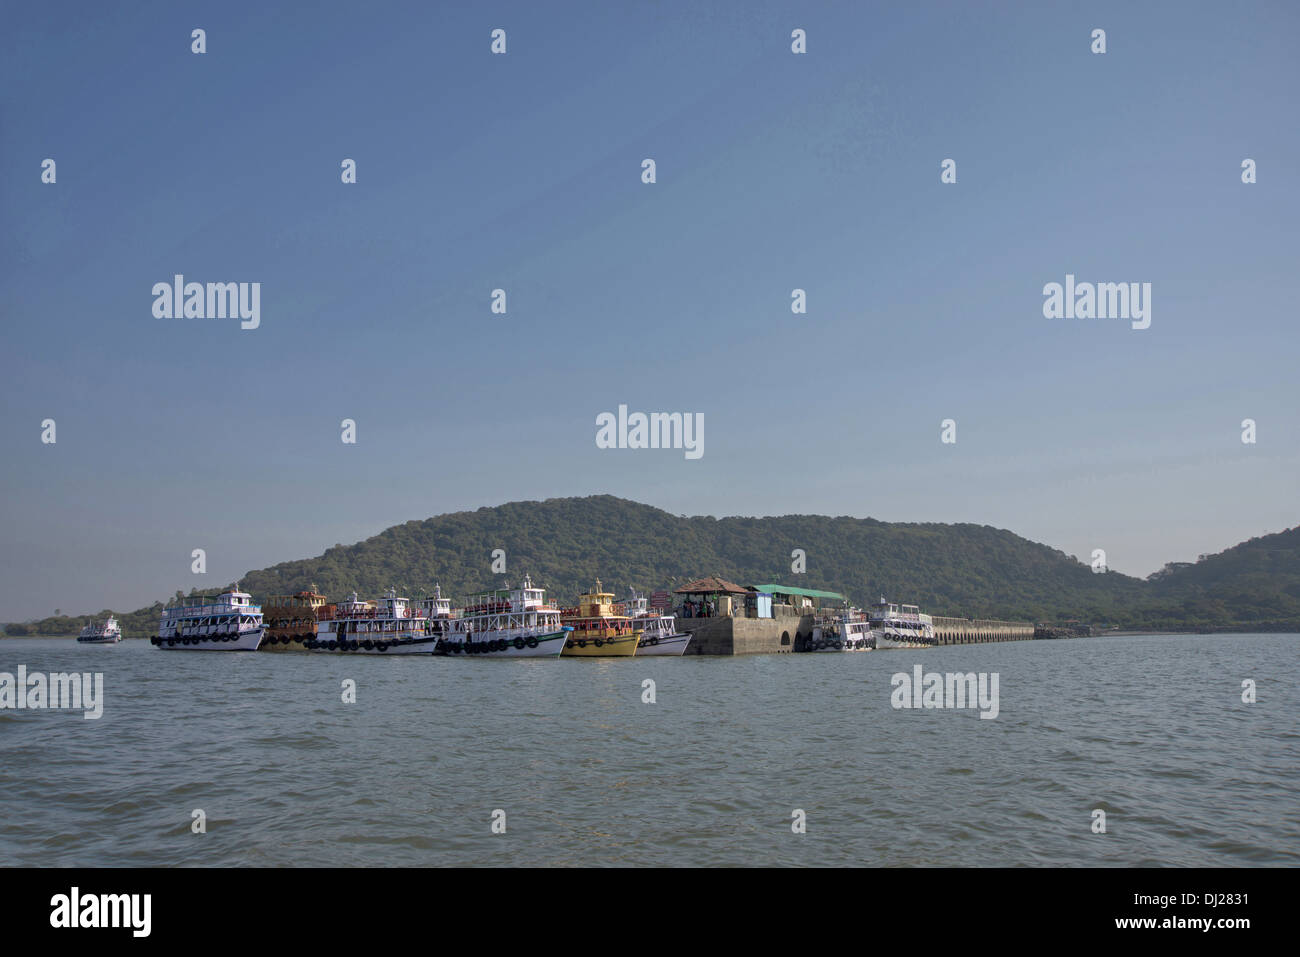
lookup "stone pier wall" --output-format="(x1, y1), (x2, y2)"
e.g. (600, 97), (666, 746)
(930, 616), (1035, 644)
(681, 612), (814, 655)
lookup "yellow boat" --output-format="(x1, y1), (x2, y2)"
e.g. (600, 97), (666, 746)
(560, 579), (642, 656)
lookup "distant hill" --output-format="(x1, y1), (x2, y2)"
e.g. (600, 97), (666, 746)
(6, 497), (1298, 637)
(1138, 526), (1300, 630)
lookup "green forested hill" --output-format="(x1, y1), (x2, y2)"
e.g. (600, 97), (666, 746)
(6, 496), (1298, 637)
(233, 496), (1148, 622)
(1139, 526), (1300, 630)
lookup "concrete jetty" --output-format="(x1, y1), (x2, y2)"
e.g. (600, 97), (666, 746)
(670, 576), (1036, 655)
(682, 611), (811, 654)
(930, 617), (1035, 644)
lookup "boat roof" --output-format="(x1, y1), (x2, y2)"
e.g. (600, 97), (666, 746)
(171, 589), (253, 604)
(471, 578), (546, 600)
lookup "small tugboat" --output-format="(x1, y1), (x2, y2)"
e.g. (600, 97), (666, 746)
(77, 616), (122, 644)
(432, 575), (569, 658)
(806, 610), (874, 652)
(153, 590), (264, 651)
(869, 598), (937, 649)
(261, 587), (331, 652)
(306, 588), (435, 654)
(560, 579), (641, 657)
(620, 589), (692, 656)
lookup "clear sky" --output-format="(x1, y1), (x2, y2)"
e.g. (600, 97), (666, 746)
(2, 1), (1297, 620)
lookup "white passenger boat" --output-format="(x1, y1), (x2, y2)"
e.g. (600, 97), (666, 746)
(78, 616), (122, 644)
(806, 611), (873, 651)
(307, 589), (435, 654)
(153, 590), (264, 651)
(423, 576), (569, 658)
(621, 589), (692, 656)
(869, 598), (937, 648)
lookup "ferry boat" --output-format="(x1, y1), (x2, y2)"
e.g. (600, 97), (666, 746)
(620, 589), (691, 656)
(417, 582), (454, 630)
(427, 576), (569, 657)
(306, 589), (435, 654)
(153, 590), (264, 651)
(77, 616), (122, 644)
(560, 579), (641, 656)
(869, 598), (937, 649)
(261, 587), (330, 652)
(806, 611), (874, 652)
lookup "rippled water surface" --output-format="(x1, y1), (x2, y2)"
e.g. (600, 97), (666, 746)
(1, 634), (1296, 866)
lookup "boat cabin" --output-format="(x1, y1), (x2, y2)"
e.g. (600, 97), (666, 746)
(620, 589), (650, 618)
(511, 574), (547, 611)
(420, 583), (453, 619)
(870, 598), (921, 621)
(267, 589), (327, 612)
(372, 588), (418, 620)
(333, 592), (376, 618)
(577, 579), (617, 618)
(167, 590), (260, 616)
(465, 575), (551, 615)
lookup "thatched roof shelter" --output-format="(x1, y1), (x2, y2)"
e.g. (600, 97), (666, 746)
(674, 576), (749, 595)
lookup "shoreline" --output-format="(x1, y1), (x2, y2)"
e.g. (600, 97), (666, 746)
(5, 630), (1299, 642)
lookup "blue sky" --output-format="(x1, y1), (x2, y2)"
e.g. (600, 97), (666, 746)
(2, 1), (1297, 619)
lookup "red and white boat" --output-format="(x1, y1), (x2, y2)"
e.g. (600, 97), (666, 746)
(153, 590), (263, 651)
(423, 576), (569, 658)
(307, 589), (435, 654)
